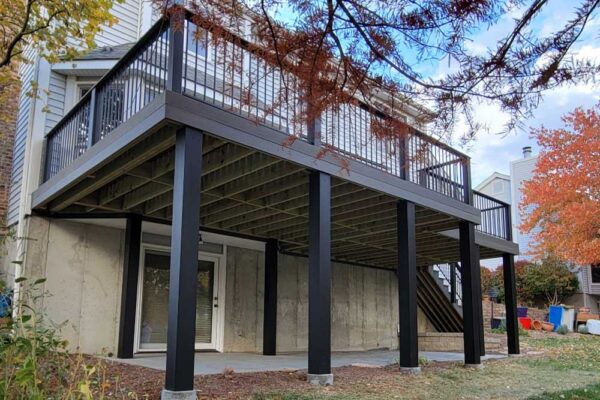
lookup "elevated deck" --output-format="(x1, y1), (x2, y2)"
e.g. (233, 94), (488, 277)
(27, 9), (522, 391)
(32, 14), (517, 269)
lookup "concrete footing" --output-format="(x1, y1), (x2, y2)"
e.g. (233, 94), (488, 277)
(161, 389), (197, 400)
(307, 373), (334, 386)
(400, 366), (422, 374)
(464, 363), (484, 369)
(508, 353), (522, 358)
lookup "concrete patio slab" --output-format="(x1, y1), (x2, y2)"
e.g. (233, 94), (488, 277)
(110, 349), (505, 375)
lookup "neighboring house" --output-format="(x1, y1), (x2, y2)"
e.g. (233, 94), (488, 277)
(475, 147), (538, 259)
(3, 3), (520, 397)
(478, 147), (600, 313)
(475, 172), (511, 205)
(510, 146), (540, 258)
(474, 172), (511, 268)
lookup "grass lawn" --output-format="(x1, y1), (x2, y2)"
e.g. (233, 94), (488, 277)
(245, 333), (600, 400)
(527, 382), (600, 400)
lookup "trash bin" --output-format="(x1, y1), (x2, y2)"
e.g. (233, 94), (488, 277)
(561, 307), (575, 332)
(549, 305), (563, 331)
(517, 307), (528, 318)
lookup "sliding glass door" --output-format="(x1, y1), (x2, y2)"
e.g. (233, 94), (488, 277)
(136, 247), (220, 351)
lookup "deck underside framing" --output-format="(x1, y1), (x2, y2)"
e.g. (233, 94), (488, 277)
(33, 122), (511, 269)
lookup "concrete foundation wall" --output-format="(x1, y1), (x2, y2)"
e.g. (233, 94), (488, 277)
(224, 248), (436, 353)
(223, 246), (265, 352)
(15, 217), (437, 356)
(21, 217), (124, 355)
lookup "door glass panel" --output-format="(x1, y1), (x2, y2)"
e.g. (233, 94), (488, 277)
(196, 260), (214, 343)
(139, 251), (215, 349)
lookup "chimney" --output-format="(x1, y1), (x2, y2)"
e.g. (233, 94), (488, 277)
(522, 146), (532, 159)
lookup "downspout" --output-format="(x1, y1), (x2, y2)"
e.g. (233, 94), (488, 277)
(12, 52), (42, 314)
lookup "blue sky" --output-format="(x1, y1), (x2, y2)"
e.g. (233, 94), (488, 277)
(272, 1), (600, 184)
(446, 2), (600, 184)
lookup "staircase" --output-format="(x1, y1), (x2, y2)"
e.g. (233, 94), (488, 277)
(416, 263), (463, 332)
(431, 263), (463, 308)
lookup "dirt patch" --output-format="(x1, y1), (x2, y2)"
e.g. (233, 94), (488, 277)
(99, 333), (600, 399)
(102, 359), (469, 399)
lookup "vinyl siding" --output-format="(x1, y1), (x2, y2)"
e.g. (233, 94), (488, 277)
(476, 177), (511, 204)
(8, 1), (144, 226)
(45, 72), (67, 133)
(7, 47), (37, 226)
(586, 266), (600, 295)
(95, 0), (142, 47)
(580, 265), (591, 294)
(510, 156), (539, 259)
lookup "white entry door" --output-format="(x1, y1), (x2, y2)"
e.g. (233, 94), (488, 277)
(135, 246), (222, 352)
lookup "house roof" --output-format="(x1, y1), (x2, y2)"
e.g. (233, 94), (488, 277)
(74, 43), (135, 61)
(474, 172), (510, 191)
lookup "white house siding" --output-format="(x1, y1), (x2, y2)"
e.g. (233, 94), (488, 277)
(7, 46), (37, 226)
(475, 174), (511, 205)
(510, 155), (539, 260)
(579, 265), (591, 294)
(8, 0), (150, 228)
(45, 72), (67, 133)
(585, 266), (600, 295)
(95, 0), (142, 48)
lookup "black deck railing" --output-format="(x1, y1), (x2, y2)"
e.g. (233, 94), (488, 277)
(43, 11), (472, 206)
(43, 23), (170, 181)
(473, 191), (512, 240)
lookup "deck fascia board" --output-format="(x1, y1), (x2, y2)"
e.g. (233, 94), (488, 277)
(439, 228), (519, 255)
(32, 91), (481, 225)
(163, 91), (481, 224)
(32, 93), (170, 209)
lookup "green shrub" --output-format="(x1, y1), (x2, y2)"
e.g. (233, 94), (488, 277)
(578, 324), (589, 334)
(556, 324), (569, 335)
(521, 257), (579, 306)
(486, 256), (579, 307)
(0, 274), (123, 399)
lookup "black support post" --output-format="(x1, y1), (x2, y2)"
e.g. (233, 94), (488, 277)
(263, 239), (278, 356)
(307, 171), (332, 385)
(117, 214), (142, 359)
(503, 253), (520, 355)
(397, 200), (420, 372)
(163, 127), (203, 397)
(166, 8), (184, 93)
(459, 221), (482, 366)
(476, 245), (485, 357)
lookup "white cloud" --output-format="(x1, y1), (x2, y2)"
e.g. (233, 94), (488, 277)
(466, 80), (600, 185)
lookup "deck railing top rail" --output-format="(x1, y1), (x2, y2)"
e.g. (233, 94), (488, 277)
(43, 10), (474, 207)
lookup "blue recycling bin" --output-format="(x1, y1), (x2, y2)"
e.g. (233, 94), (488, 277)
(548, 305), (563, 332)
